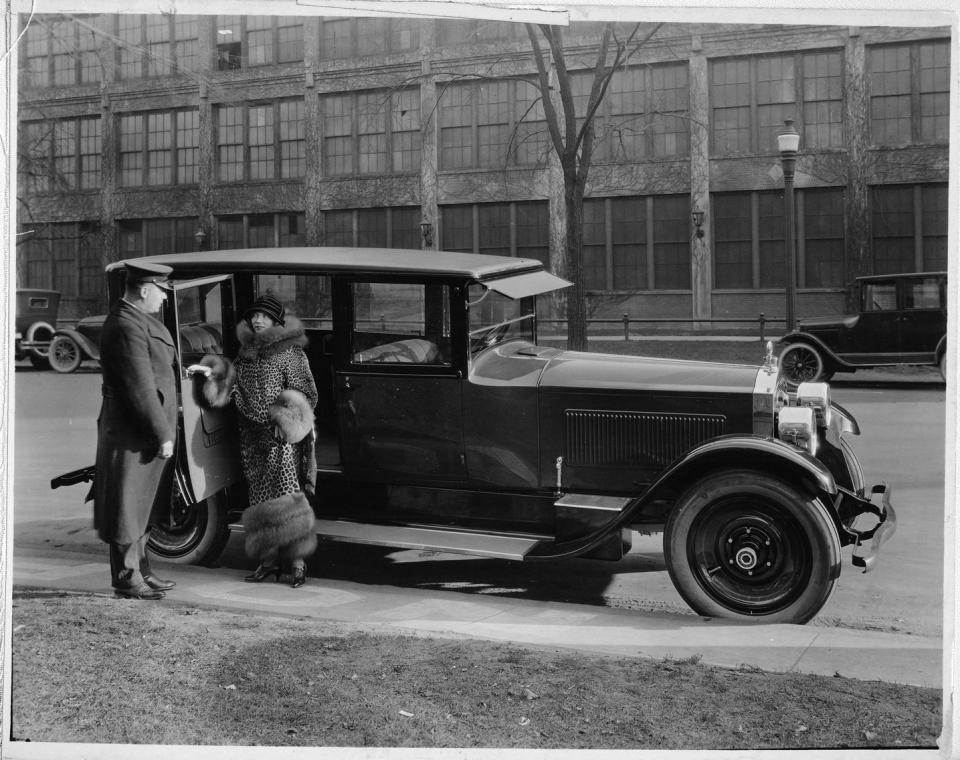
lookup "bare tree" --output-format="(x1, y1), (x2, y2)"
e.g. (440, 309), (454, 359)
(526, 22), (662, 350)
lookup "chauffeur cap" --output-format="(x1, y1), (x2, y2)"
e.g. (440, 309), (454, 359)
(126, 262), (173, 290)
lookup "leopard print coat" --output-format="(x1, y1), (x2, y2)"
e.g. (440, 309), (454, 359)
(232, 316), (319, 508)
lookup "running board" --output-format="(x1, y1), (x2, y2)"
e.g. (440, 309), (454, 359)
(230, 518), (546, 560)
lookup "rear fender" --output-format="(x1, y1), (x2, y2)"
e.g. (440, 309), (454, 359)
(780, 332), (851, 369)
(52, 328), (100, 360)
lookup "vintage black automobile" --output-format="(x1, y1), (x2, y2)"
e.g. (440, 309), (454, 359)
(47, 315), (105, 374)
(15, 288), (60, 368)
(53, 247), (895, 624)
(779, 271), (947, 388)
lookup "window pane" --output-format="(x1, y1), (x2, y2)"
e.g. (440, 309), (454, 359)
(146, 112), (172, 185)
(320, 18), (352, 60)
(390, 207), (421, 249)
(440, 205), (473, 252)
(757, 192), (785, 288)
(478, 203), (510, 257)
(324, 210), (353, 246)
(323, 94), (353, 176)
(246, 17), (273, 67)
(53, 119), (77, 189)
(391, 89), (421, 172)
(515, 201), (548, 264)
(277, 18), (303, 63)
(145, 16), (171, 77)
(217, 215), (244, 248)
(711, 59), (751, 153)
(652, 195), (690, 289)
(119, 114), (144, 186)
(357, 208), (388, 248)
(871, 185), (914, 274)
(439, 83), (473, 169)
(609, 67), (645, 160)
(144, 219), (173, 255)
(217, 106), (244, 181)
(651, 64), (689, 157)
(248, 213), (274, 247)
(279, 99), (305, 178)
(117, 15), (142, 80)
(803, 187), (844, 287)
(919, 41), (950, 142)
(176, 109), (199, 184)
(714, 193), (753, 288)
(78, 116), (101, 189)
(583, 199), (606, 290)
(869, 45), (911, 145)
(357, 92), (386, 174)
(802, 51), (842, 149)
(921, 184), (948, 271)
(612, 197), (645, 290)
(477, 81), (510, 168)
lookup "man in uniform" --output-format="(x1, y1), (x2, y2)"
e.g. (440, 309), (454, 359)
(94, 262), (179, 600)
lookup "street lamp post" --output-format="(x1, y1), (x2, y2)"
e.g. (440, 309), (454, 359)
(777, 119), (799, 333)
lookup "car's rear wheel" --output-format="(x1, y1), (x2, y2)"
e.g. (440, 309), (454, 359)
(147, 483), (231, 566)
(664, 469), (840, 624)
(48, 335), (82, 374)
(779, 342), (828, 388)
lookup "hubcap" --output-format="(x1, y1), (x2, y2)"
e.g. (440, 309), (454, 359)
(688, 496), (811, 614)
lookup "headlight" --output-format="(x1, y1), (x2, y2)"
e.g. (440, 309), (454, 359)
(796, 381), (832, 428)
(778, 406), (818, 455)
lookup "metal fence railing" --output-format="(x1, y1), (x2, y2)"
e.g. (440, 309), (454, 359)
(538, 313), (786, 343)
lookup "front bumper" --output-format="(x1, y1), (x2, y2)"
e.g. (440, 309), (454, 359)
(837, 483), (896, 572)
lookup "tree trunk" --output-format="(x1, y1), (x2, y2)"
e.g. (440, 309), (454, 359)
(564, 167), (587, 351)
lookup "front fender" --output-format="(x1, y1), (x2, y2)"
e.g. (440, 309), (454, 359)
(780, 332), (852, 369)
(53, 328), (100, 360)
(527, 435), (837, 561)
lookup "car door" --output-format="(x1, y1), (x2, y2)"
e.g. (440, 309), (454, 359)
(168, 275), (242, 502)
(898, 275), (946, 362)
(335, 279), (465, 484)
(847, 278), (901, 363)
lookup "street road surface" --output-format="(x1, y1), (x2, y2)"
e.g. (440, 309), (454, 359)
(12, 363), (947, 637)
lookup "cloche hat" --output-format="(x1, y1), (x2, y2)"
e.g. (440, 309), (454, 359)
(244, 294), (286, 326)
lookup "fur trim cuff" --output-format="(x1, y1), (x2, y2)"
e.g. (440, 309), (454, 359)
(268, 389), (315, 443)
(243, 492), (316, 561)
(199, 354), (235, 408)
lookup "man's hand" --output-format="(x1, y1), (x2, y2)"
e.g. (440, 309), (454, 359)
(158, 440), (174, 459)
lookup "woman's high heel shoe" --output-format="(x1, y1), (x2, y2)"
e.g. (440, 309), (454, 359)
(291, 566), (306, 588)
(244, 564), (281, 583)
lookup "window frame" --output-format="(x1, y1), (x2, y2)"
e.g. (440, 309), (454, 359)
(215, 99), (306, 183)
(118, 108), (200, 187)
(215, 15), (304, 70)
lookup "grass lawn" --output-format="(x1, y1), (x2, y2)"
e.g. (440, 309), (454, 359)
(10, 589), (942, 750)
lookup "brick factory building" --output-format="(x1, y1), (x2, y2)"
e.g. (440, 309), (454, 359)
(15, 15), (950, 329)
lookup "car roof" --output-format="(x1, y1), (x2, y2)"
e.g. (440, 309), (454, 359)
(107, 247), (547, 281)
(854, 271), (947, 282)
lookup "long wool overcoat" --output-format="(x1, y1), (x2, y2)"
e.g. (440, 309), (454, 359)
(94, 300), (178, 545)
(232, 316), (318, 507)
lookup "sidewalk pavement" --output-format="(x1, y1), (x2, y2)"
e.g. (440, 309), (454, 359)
(12, 544), (942, 690)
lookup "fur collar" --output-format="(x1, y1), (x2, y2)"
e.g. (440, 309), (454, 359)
(236, 314), (308, 360)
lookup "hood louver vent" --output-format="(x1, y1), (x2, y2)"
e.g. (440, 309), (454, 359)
(565, 410), (726, 468)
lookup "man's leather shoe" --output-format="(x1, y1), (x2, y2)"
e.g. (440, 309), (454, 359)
(143, 574), (176, 591)
(114, 583), (165, 600)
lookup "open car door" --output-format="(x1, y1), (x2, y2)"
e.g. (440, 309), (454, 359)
(169, 274), (241, 503)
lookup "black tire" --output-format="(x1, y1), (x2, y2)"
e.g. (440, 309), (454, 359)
(48, 335), (82, 374)
(147, 485), (231, 566)
(939, 352), (947, 383)
(779, 342), (827, 389)
(664, 469), (841, 624)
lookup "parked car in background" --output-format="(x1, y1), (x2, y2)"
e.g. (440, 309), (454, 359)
(14, 288), (60, 369)
(47, 316), (105, 373)
(53, 247), (895, 624)
(779, 271), (947, 388)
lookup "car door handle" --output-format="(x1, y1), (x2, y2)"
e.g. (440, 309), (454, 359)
(342, 377), (360, 391)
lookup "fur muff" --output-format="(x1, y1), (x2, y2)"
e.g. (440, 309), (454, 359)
(198, 354), (236, 408)
(242, 492), (317, 561)
(268, 389), (315, 443)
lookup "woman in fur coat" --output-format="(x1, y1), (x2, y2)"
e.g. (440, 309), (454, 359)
(196, 294), (319, 588)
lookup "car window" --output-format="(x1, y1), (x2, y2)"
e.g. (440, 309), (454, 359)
(862, 282), (897, 312)
(255, 274), (333, 329)
(468, 283), (535, 357)
(904, 278), (942, 310)
(351, 282), (451, 366)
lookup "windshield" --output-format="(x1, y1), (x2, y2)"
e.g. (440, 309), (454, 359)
(468, 283), (535, 357)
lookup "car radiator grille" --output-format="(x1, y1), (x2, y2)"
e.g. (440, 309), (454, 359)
(565, 410), (726, 467)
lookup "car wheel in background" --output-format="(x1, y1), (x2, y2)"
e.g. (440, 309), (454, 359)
(48, 335), (83, 374)
(147, 484), (231, 566)
(664, 469), (841, 625)
(779, 342), (826, 388)
(25, 321), (55, 369)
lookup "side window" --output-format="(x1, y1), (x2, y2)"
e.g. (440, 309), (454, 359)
(175, 280), (227, 365)
(254, 274), (332, 329)
(351, 282), (451, 365)
(904, 277), (942, 310)
(862, 282), (897, 312)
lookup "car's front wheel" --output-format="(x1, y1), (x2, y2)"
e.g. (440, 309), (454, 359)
(664, 469), (840, 624)
(147, 483), (231, 566)
(48, 335), (82, 374)
(779, 342), (829, 388)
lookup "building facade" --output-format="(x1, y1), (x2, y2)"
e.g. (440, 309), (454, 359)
(16, 16), (950, 326)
